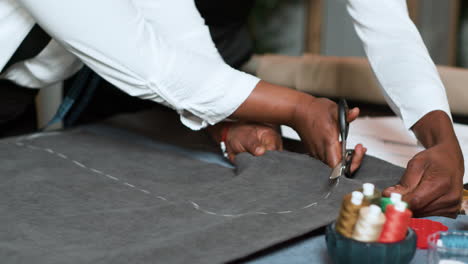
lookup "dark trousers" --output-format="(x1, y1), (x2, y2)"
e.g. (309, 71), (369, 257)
(0, 80), (38, 137)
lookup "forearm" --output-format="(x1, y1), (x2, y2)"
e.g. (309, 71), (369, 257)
(231, 80), (314, 127)
(247, 54), (386, 104)
(412, 110), (458, 148)
(247, 54), (468, 117)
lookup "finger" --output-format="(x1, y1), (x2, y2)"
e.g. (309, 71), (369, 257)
(383, 157), (427, 197)
(322, 112), (342, 167)
(350, 144), (365, 173)
(252, 144), (266, 156)
(325, 139), (342, 168)
(259, 130), (281, 152)
(347, 107), (360, 123)
(231, 132), (263, 157)
(403, 175), (448, 212)
(409, 185), (462, 215)
(277, 137), (284, 151)
(414, 198), (461, 217)
(228, 152), (236, 163)
(413, 203), (460, 218)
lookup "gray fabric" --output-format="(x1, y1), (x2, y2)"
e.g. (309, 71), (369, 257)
(0, 112), (405, 264)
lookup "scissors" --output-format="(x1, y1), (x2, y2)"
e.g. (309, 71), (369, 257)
(329, 99), (354, 182)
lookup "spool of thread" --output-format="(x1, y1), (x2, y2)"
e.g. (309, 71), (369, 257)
(361, 183), (381, 205)
(336, 191), (366, 238)
(380, 192), (406, 212)
(352, 204), (386, 242)
(378, 202), (412, 243)
(438, 232), (468, 249)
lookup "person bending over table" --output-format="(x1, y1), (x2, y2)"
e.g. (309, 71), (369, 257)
(0, 0), (463, 217)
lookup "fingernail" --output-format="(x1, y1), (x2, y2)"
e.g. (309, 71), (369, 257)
(255, 147), (265, 155)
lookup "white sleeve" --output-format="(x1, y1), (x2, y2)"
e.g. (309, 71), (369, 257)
(346, 0), (452, 129)
(16, 0), (260, 130)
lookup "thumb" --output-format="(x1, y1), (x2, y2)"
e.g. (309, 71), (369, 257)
(244, 136), (266, 156)
(383, 157), (426, 197)
(326, 139), (342, 168)
(259, 130), (282, 152)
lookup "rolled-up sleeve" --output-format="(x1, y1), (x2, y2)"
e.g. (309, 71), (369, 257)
(347, 0), (452, 129)
(17, 0), (259, 130)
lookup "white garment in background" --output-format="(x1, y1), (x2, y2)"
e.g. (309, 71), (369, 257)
(281, 117), (468, 184)
(0, 0), (451, 130)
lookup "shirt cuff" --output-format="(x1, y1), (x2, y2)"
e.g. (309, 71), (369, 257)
(179, 71), (260, 130)
(395, 83), (452, 130)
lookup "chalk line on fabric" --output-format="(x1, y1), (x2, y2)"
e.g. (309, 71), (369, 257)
(90, 168), (103, 174)
(302, 202), (318, 209)
(139, 189), (151, 194)
(13, 139), (324, 219)
(27, 145), (39, 150)
(72, 161), (86, 168)
(19, 131), (63, 141)
(105, 174), (119, 181)
(57, 153), (68, 159)
(45, 148), (55, 154)
(190, 201), (201, 209)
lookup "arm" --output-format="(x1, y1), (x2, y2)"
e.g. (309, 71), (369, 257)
(17, 0), (364, 168)
(346, 0), (463, 216)
(232, 80), (365, 171)
(384, 110), (464, 217)
(346, 0), (451, 129)
(248, 55), (468, 116)
(17, 0), (259, 130)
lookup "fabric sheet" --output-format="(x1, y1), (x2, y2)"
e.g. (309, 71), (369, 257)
(0, 111), (404, 263)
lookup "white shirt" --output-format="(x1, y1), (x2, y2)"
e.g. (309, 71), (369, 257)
(0, 0), (451, 130)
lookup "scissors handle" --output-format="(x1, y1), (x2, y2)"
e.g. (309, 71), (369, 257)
(338, 98), (349, 161)
(338, 99), (349, 141)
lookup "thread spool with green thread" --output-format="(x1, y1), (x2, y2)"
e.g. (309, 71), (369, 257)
(380, 193), (407, 212)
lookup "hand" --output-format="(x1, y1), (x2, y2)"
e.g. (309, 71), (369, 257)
(231, 80), (366, 172)
(291, 97), (367, 173)
(383, 111), (464, 218)
(207, 122), (283, 162)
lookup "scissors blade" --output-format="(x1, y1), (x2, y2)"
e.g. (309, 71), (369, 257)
(329, 162), (343, 180)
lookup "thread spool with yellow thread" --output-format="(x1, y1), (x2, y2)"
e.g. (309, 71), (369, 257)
(336, 191), (368, 238)
(361, 183), (381, 205)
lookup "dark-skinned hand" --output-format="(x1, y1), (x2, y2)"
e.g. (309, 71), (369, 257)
(291, 97), (366, 173)
(230, 81), (366, 172)
(383, 111), (464, 218)
(208, 121), (283, 162)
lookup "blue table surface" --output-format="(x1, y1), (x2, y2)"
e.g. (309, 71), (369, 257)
(248, 216), (468, 264)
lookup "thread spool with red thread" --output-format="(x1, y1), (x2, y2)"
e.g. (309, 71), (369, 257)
(378, 201), (412, 243)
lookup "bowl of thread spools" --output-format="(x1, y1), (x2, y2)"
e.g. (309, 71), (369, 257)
(325, 183), (417, 264)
